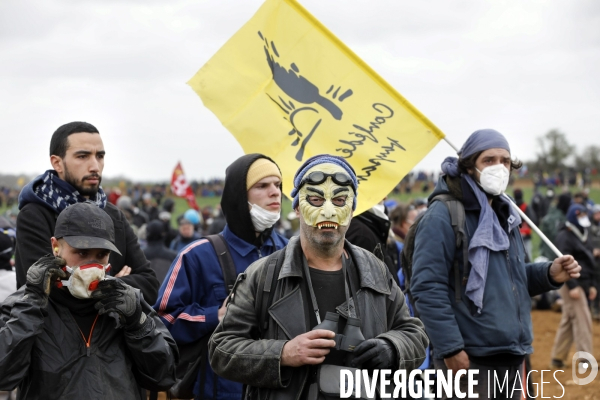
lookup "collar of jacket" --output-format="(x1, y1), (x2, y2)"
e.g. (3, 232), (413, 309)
(221, 224), (277, 257)
(277, 236), (391, 295)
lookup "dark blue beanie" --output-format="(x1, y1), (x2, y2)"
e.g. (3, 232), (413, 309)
(290, 154), (358, 210)
(566, 204), (588, 228)
(442, 129), (511, 177)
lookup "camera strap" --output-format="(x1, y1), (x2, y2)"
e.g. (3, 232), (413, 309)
(301, 251), (357, 324)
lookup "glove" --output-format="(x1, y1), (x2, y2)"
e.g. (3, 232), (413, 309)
(351, 338), (397, 369)
(25, 255), (68, 299)
(92, 277), (146, 330)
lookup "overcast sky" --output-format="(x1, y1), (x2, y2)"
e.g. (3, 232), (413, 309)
(1, 0), (599, 183)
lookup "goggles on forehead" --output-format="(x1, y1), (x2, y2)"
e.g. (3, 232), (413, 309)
(297, 172), (355, 193)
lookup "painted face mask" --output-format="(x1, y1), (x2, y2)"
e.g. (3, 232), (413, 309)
(61, 262), (111, 299)
(476, 164), (510, 196)
(298, 164), (356, 229)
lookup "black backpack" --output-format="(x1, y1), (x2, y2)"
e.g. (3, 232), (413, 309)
(400, 194), (470, 316)
(168, 234), (238, 400)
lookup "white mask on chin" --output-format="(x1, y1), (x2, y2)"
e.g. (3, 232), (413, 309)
(61, 263), (111, 299)
(476, 164), (510, 196)
(248, 202), (280, 232)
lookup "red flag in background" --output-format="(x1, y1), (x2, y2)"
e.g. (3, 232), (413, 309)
(170, 162), (199, 210)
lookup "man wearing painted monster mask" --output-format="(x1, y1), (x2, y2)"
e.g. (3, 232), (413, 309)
(209, 154), (427, 400)
(0, 202), (178, 399)
(153, 154), (288, 400)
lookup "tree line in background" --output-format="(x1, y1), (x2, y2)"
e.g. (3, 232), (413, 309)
(527, 129), (600, 176)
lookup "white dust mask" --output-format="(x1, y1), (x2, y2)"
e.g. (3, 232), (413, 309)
(248, 202), (280, 232)
(578, 215), (591, 228)
(476, 164), (510, 196)
(61, 263), (111, 299)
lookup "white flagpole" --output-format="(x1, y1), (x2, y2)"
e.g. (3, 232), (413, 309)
(442, 137), (563, 258)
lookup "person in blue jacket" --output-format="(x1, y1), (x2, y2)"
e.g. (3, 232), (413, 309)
(154, 154), (288, 400)
(410, 129), (581, 400)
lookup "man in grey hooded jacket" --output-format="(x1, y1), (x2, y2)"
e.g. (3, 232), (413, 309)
(209, 154), (428, 400)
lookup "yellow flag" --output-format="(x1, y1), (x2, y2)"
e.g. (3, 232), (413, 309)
(189, 0), (445, 215)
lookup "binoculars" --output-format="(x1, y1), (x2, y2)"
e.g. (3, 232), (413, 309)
(312, 312), (364, 352)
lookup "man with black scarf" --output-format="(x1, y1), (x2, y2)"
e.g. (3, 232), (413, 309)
(153, 154), (288, 400)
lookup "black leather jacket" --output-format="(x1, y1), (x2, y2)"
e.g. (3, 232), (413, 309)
(209, 236), (428, 400)
(0, 287), (178, 399)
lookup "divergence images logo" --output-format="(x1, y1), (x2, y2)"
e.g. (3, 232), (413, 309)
(572, 351), (598, 385)
(259, 31), (353, 161)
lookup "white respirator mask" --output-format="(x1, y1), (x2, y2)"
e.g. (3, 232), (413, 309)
(248, 202), (280, 232)
(578, 215), (591, 228)
(60, 263), (111, 299)
(476, 164), (510, 196)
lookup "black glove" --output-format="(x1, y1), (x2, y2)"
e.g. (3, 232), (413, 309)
(351, 338), (397, 369)
(92, 277), (146, 330)
(25, 255), (68, 300)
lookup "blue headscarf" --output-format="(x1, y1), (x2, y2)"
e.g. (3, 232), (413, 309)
(291, 154), (358, 210)
(441, 129), (521, 313)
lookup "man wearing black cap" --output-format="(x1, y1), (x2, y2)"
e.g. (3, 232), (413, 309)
(153, 154), (288, 400)
(14, 121), (159, 303)
(0, 202), (177, 399)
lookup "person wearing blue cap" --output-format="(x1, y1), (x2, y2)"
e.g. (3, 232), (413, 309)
(209, 154), (428, 400)
(410, 129), (581, 399)
(550, 203), (598, 369)
(169, 209), (203, 252)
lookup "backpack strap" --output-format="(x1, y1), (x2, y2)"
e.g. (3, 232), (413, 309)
(205, 234), (237, 294)
(256, 250), (284, 336)
(431, 194), (469, 303)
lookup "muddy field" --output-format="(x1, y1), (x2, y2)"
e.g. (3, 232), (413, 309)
(529, 309), (600, 399)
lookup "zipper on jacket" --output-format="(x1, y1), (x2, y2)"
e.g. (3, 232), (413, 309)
(78, 314), (100, 357)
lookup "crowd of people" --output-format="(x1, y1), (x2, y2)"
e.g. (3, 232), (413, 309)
(0, 122), (598, 400)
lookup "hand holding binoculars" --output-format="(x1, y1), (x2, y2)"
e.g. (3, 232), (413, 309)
(312, 312), (364, 352)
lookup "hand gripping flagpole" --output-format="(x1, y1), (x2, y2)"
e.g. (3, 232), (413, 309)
(443, 137), (563, 258)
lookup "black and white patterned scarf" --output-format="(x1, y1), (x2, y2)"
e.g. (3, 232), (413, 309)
(33, 170), (107, 213)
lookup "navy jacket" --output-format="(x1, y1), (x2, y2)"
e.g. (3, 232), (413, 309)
(153, 224), (287, 400)
(411, 175), (560, 360)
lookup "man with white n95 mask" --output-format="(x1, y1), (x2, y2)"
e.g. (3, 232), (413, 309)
(410, 129), (581, 399)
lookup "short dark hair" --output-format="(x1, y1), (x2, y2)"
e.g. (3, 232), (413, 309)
(390, 203), (414, 226)
(458, 150), (522, 175)
(50, 121), (99, 158)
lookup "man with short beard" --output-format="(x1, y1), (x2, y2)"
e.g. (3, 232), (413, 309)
(14, 121), (159, 303)
(411, 129), (581, 399)
(209, 154), (427, 400)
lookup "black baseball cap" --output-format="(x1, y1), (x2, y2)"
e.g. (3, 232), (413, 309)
(54, 202), (121, 255)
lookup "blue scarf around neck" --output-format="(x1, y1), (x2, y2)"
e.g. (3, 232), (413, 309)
(441, 157), (521, 313)
(33, 170), (107, 213)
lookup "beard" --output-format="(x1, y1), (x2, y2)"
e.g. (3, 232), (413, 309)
(299, 217), (347, 256)
(63, 163), (102, 198)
